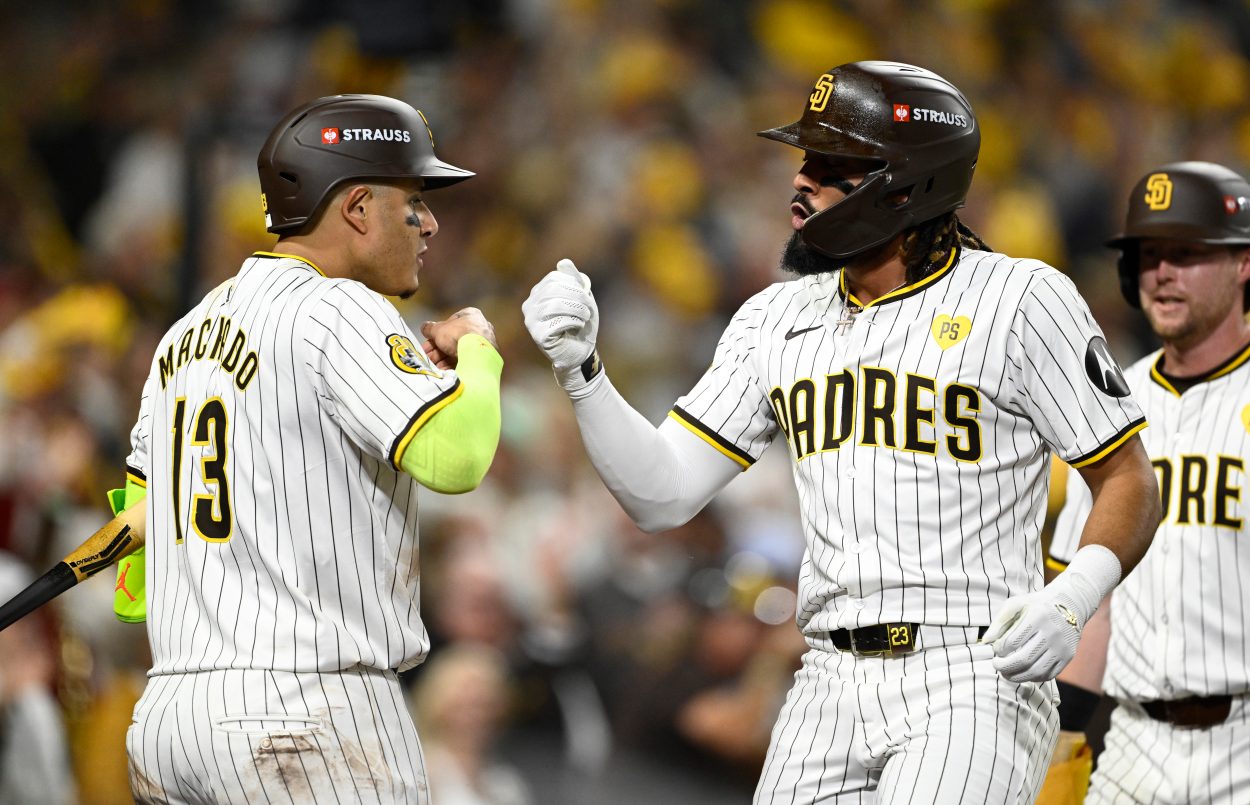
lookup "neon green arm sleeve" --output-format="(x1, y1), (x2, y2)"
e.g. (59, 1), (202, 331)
(111, 477), (147, 623)
(399, 334), (503, 494)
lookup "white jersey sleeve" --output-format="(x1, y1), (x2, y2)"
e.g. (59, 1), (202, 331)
(670, 288), (781, 467)
(125, 370), (156, 485)
(303, 281), (462, 468)
(1006, 272), (1146, 467)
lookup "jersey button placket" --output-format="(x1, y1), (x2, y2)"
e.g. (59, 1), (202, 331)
(1156, 554), (1180, 695)
(837, 302), (865, 571)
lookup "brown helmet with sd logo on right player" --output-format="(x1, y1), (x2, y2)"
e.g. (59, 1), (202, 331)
(758, 60), (981, 260)
(1109, 161), (1250, 308)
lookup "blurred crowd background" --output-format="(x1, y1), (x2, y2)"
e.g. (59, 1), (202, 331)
(2, 0), (1250, 802)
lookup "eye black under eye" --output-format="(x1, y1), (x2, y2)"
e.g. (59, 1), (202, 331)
(820, 176), (856, 194)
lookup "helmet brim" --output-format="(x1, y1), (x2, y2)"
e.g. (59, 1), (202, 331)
(1107, 223), (1250, 248)
(758, 120), (887, 163)
(420, 157), (475, 189)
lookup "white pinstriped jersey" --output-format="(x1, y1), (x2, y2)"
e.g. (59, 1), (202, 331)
(126, 253), (461, 676)
(1050, 345), (1250, 701)
(672, 248), (1145, 635)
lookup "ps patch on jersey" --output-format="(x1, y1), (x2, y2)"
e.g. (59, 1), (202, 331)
(387, 334), (441, 377)
(1084, 336), (1130, 397)
(931, 314), (971, 350)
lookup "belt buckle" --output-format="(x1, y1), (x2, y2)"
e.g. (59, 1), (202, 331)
(849, 623), (916, 657)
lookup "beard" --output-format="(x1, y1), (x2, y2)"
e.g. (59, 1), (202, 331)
(780, 230), (896, 278)
(781, 194), (902, 277)
(780, 231), (847, 276)
(781, 194), (845, 276)
(1144, 295), (1233, 350)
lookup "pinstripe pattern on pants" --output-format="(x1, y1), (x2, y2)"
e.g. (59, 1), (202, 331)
(1087, 698), (1250, 804)
(127, 667), (428, 804)
(754, 641), (1058, 804)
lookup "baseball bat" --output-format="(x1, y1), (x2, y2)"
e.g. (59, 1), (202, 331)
(0, 502), (146, 632)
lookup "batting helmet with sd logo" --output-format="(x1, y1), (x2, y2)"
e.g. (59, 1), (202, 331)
(1108, 161), (1250, 308)
(758, 61), (980, 259)
(257, 94), (474, 234)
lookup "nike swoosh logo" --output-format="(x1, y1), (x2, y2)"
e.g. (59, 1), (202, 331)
(784, 324), (823, 341)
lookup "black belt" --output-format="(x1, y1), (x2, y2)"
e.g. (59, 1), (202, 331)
(824, 624), (988, 657)
(1140, 695), (1232, 729)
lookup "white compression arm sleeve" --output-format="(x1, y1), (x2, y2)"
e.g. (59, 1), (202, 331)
(568, 374), (745, 532)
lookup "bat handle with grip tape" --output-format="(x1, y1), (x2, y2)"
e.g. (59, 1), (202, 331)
(0, 563), (77, 632)
(0, 508), (144, 633)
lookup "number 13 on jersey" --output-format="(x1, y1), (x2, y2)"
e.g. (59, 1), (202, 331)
(170, 397), (233, 543)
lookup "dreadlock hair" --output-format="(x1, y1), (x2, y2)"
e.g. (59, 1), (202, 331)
(899, 212), (991, 285)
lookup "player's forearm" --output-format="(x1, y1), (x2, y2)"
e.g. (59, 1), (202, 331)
(1076, 436), (1160, 577)
(399, 334), (502, 494)
(569, 374), (738, 532)
(1036, 437), (1160, 639)
(0, 498), (147, 633)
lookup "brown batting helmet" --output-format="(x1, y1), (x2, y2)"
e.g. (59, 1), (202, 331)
(1109, 161), (1250, 308)
(257, 94), (474, 234)
(759, 61), (980, 259)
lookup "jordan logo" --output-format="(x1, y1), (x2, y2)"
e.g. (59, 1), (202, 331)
(115, 563), (136, 602)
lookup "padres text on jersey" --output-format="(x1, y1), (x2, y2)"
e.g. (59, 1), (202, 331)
(671, 248), (1145, 634)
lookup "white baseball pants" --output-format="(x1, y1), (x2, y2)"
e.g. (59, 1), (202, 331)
(127, 666), (428, 803)
(755, 638), (1058, 804)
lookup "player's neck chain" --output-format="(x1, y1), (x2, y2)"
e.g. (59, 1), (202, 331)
(836, 279), (906, 333)
(835, 304), (861, 333)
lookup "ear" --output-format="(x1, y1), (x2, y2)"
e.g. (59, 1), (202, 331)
(340, 185), (372, 235)
(1234, 246), (1250, 283)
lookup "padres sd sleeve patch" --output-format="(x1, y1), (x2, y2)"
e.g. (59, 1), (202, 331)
(387, 334), (441, 377)
(1084, 336), (1130, 397)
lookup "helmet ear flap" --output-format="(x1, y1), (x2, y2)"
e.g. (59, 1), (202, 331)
(801, 172), (911, 258)
(1116, 244), (1142, 309)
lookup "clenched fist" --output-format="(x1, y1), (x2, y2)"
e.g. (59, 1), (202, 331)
(523, 259), (602, 393)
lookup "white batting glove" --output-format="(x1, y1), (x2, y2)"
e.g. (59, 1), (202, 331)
(523, 259), (603, 396)
(983, 545), (1120, 683)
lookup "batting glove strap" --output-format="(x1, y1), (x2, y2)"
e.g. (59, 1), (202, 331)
(579, 350), (604, 383)
(555, 351), (607, 399)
